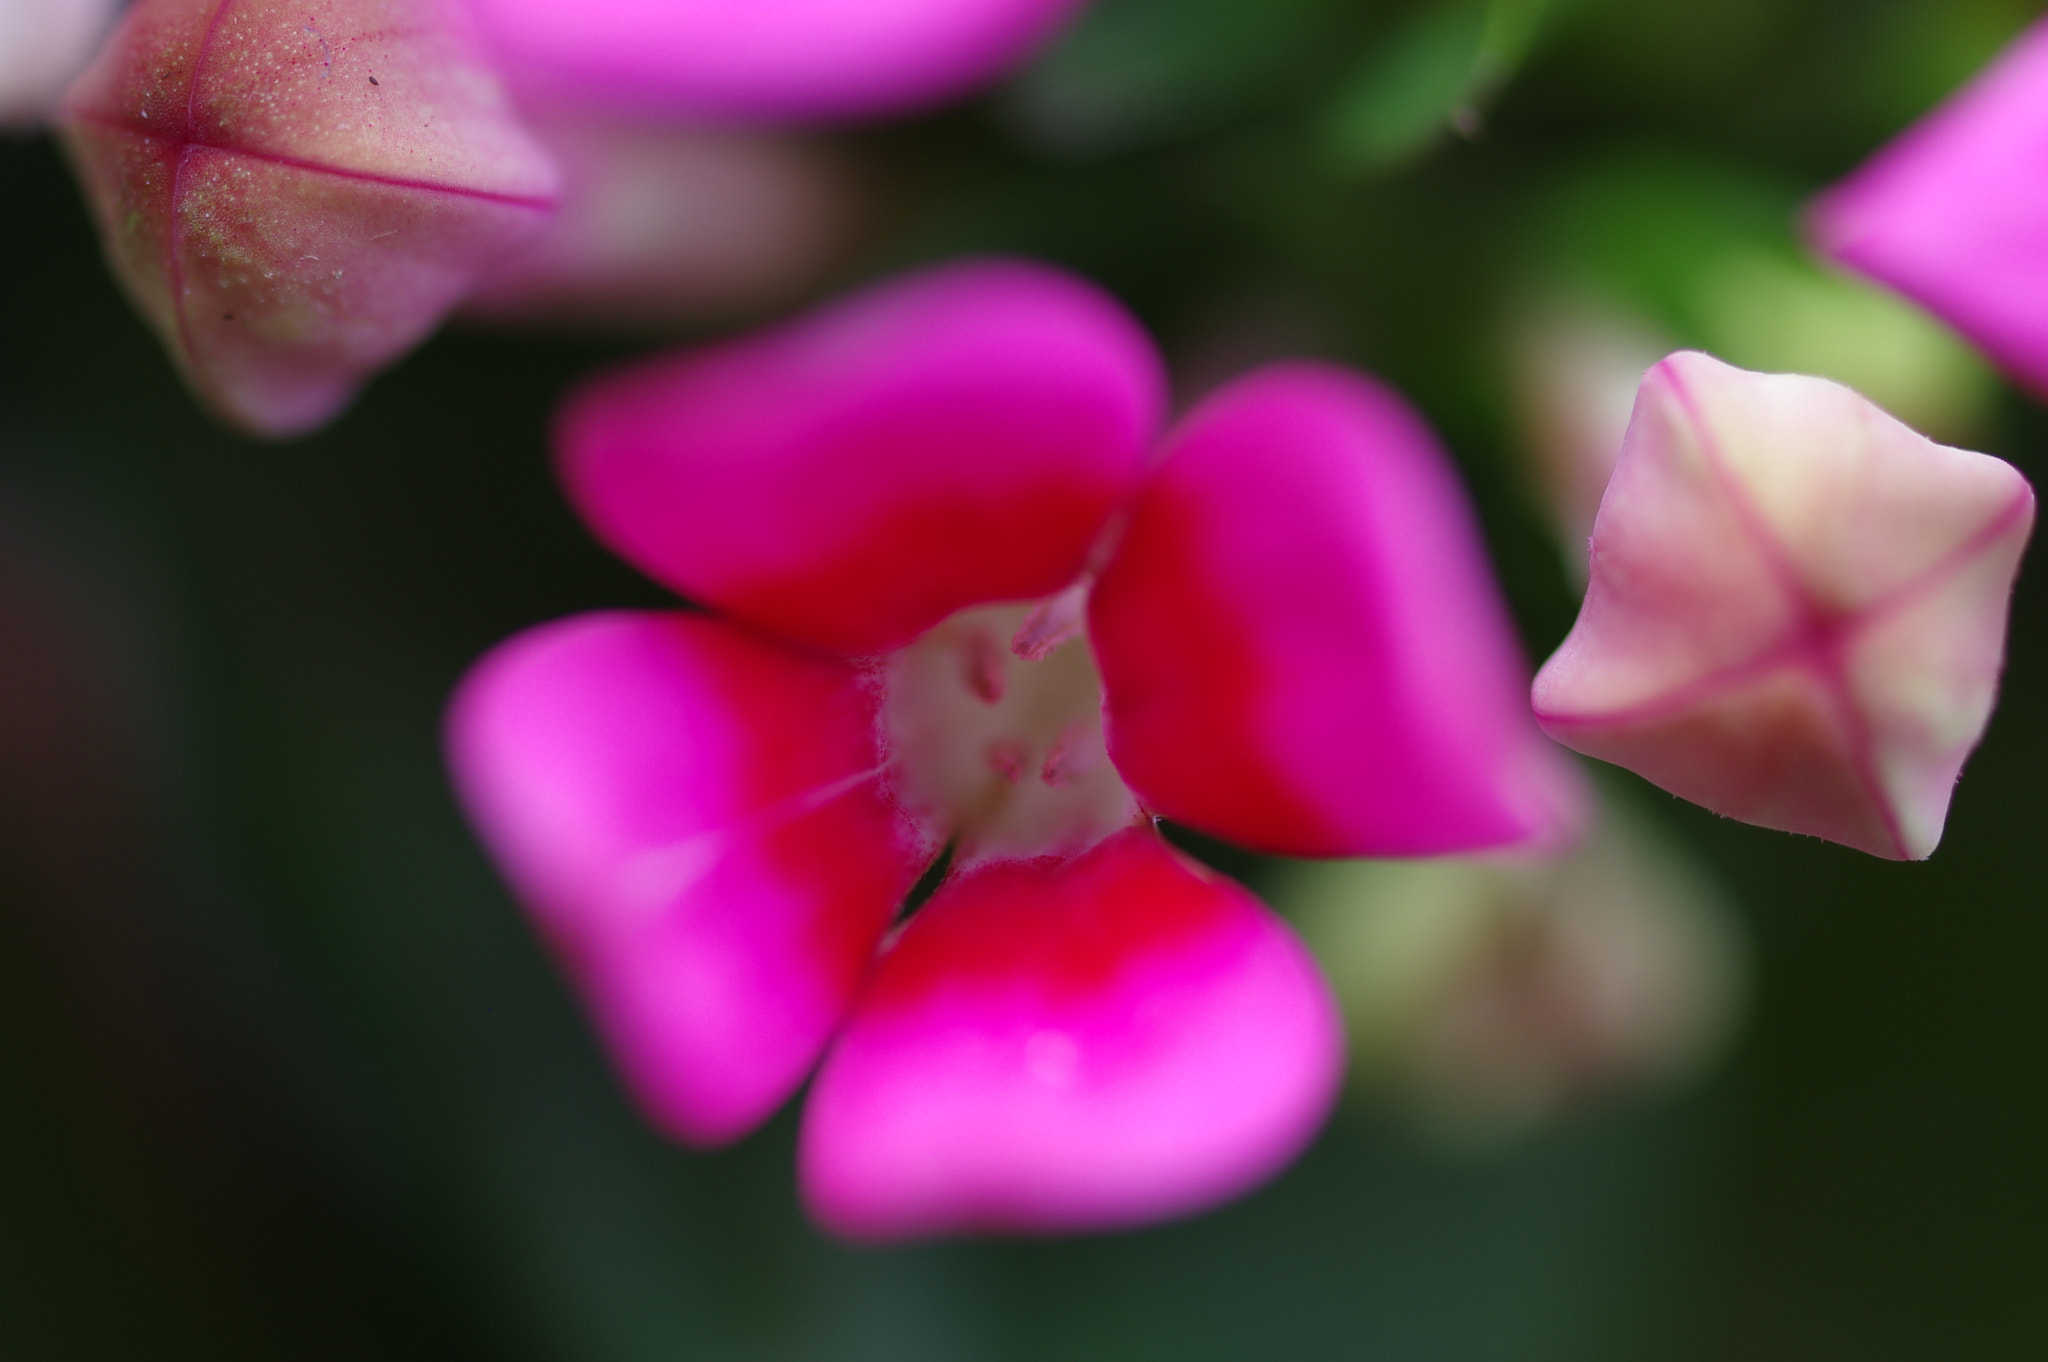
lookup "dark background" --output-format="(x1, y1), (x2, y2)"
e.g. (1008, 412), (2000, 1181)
(3, 0), (2045, 1357)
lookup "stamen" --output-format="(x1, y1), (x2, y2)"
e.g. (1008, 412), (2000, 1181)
(1039, 722), (1099, 787)
(963, 629), (1007, 703)
(1011, 580), (1091, 661)
(986, 739), (1027, 784)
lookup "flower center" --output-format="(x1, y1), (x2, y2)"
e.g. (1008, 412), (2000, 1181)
(883, 586), (1139, 861)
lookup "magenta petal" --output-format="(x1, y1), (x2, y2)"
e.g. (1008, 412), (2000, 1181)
(446, 611), (927, 1144)
(58, 0), (559, 436)
(559, 259), (1165, 654)
(798, 827), (1341, 1240)
(470, 0), (1087, 123)
(1807, 17), (2048, 395)
(1091, 363), (1586, 859)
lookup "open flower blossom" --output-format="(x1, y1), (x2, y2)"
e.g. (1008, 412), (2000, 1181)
(1533, 351), (2034, 861)
(1807, 15), (2048, 396)
(0, 0), (117, 130)
(465, 0), (1090, 123)
(58, 0), (560, 436)
(448, 258), (1584, 1239)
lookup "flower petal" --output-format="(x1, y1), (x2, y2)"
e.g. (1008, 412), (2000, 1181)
(798, 826), (1342, 1241)
(1533, 352), (2034, 860)
(447, 611), (928, 1144)
(58, 0), (559, 436)
(1090, 363), (1586, 858)
(1807, 17), (2048, 396)
(469, 0), (1087, 122)
(558, 259), (1164, 654)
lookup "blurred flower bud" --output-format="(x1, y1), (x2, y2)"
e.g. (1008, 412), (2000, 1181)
(1505, 296), (1671, 579)
(1278, 803), (1745, 1149)
(58, 0), (559, 436)
(1534, 352), (2033, 860)
(462, 113), (863, 329)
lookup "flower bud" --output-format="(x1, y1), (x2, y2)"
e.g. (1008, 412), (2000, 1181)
(1280, 805), (1744, 1148)
(1533, 352), (2033, 860)
(58, 0), (558, 436)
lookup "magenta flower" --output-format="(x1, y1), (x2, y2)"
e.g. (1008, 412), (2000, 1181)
(1807, 16), (2048, 396)
(1533, 352), (2034, 861)
(466, 0), (1089, 123)
(448, 259), (1583, 1239)
(58, 0), (559, 436)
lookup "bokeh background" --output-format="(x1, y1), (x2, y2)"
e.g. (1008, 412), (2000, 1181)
(4, 0), (2047, 1357)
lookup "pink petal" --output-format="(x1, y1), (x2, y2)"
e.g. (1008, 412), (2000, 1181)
(468, 0), (1088, 123)
(799, 826), (1341, 1240)
(1807, 17), (2048, 395)
(446, 611), (928, 1144)
(59, 0), (559, 436)
(1533, 352), (2034, 860)
(558, 259), (1164, 655)
(1090, 363), (1586, 859)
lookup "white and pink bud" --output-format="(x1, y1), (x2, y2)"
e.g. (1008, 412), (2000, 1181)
(58, 0), (559, 436)
(1533, 352), (2034, 860)
(1281, 806), (1745, 1147)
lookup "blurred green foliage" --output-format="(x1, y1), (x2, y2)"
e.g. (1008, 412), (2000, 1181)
(4, 1), (2048, 1359)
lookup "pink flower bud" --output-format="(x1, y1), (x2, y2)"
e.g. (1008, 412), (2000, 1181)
(58, 0), (559, 436)
(1533, 352), (2034, 860)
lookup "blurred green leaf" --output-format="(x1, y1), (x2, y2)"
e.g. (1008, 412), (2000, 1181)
(1322, 0), (1558, 173)
(1007, 0), (1347, 156)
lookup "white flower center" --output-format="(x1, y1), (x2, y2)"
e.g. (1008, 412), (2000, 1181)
(883, 587), (1139, 861)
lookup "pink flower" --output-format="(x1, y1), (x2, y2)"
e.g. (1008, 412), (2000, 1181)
(1807, 16), (2048, 396)
(465, 0), (1090, 123)
(1533, 351), (2034, 861)
(447, 259), (1583, 1239)
(57, 0), (560, 436)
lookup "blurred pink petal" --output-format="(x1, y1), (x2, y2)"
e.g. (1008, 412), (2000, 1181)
(58, 0), (558, 436)
(557, 258), (1164, 654)
(1533, 351), (2034, 860)
(447, 611), (925, 1144)
(799, 827), (1340, 1239)
(0, 0), (116, 129)
(1808, 17), (2048, 395)
(464, 113), (863, 328)
(1092, 363), (1586, 858)
(468, 0), (1089, 123)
